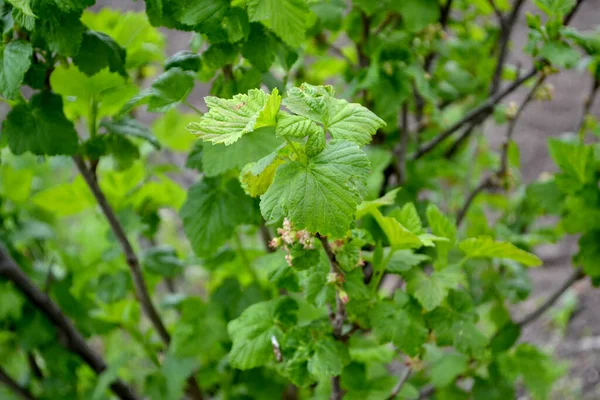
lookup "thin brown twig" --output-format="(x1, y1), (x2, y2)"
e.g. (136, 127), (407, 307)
(413, 68), (537, 160)
(394, 103), (409, 185)
(73, 156), (204, 400)
(316, 234), (347, 400)
(0, 249), (139, 400)
(490, 0), (527, 94)
(576, 76), (599, 134)
(387, 368), (412, 400)
(260, 224), (275, 253)
(486, 0), (505, 24)
(73, 156), (171, 345)
(517, 268), (584, 327)
(499, 75), (546, 174)
(0, 366), (37, 400)
(456, 176), (494, 226)
(456, 74), (546, 226)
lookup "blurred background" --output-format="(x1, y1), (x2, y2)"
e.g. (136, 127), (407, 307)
(2, 0), (599, 397)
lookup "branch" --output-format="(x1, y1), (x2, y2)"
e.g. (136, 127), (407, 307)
(517, 267), (584, 327)
(0, 366), (37, 400)
(387, 368), (411, 400)
(486, 0), (505, 25)
(576, 76), (599, 134)
(73, 156), (205, 400)
(412, 67), (537, 160)
(316, 234), (347, 400)
(394, 103), (410, 185)
(0, 249), (139, 400)
(564, 0), (585, 25)
(456, 175), (494, 226)
(455, 74), (546, 226)
(499, 75), (546, 175)
(260, 224), (275, 253)
(73, 156), (171, 345)
(490, 0), (527, 94)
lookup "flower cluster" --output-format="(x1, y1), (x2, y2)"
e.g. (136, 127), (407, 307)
(269, 218), (315, 266)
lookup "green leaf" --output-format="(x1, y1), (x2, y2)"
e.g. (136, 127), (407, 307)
(31, 6), (85, 56)
(371, 209), (422, 250)
(240, 146), (287, 197)
(180, 177), (255, 256)
(386, 250), (430, 274)
(261, 140), (370, 238)
(0, 40), (32, 99)
(142, 246), (184, 277)
(121, 68), (195, 114)
(170, 0), (229, 27)
(392, 203), (423, 234)
(165, 50), (202, 72)
(534, 0), (576, 16)
(308, 338), (345, 378)
(152, 109), (198, 151)
(407, 266), (465, 311)
(31, 176), (95, 216)
(101, 118), (161, 149)
(6, 0), (35, 17)
(3, 92), (79, 156)
(202, 127), (283, 177)
(72, 30), (127, 77)
(283, 84), (386, 146)
(188, 88), (280, 145)
(459, 236), (542, 267)
(171, 298), (227, 359)
(228, 298), (298, 370)
(539, 41), (580, 69)
(392, 0), (440, 32)
(370, 301), (427, 356)
(424, 344), (469, 388)
(247, 0), (308, 48)
(50, 65), (138, 121)
(276, 113), (322, 138)
(356, 188), (400, 219)
(82, 9), (165, 69)
(426, 204), (457, 268)
(242, 23), (277, 72)
(305, 129), (326, 156)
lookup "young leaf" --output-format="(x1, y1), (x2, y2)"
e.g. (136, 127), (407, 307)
(276, 113), (322, 138)
(240, 146), (288, 197)
(261, 140), (370, 238)
(0, 40), (32, 99)
(228, 297), (298, 370)
(356, 188), (401, 219)
(371, 209), (422, 250)
(202, 127), (283, 177)
(188, 88), (280, 145)
(50, 66), (138, 121)
(3, 92), (79, 156)
(459, 237), (542, 267)
(283, 83), (386, 146)
(180, 178), (255, 256)
(407, 266), (465, 311)
(391, 203), (423, 234)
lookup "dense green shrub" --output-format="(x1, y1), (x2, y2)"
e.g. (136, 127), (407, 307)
(0, 0), (599, 399)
